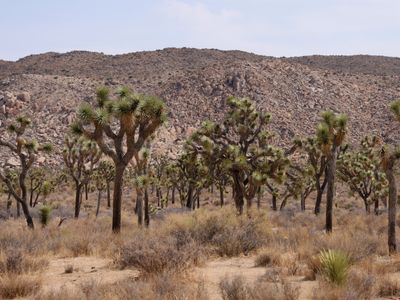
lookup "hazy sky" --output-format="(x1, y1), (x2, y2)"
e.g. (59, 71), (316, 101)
(1, 0), (399, 61)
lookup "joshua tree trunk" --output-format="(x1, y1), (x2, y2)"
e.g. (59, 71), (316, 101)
(74, 181), (82, 219)
(272, 194), (277, 211)
(362, 197), (370, 214)
(171, 187), (175, 204)
(386, 165), (397, 254)
(374, 199), (379, 215)
(232, 174), (244, 214)
(96, 190), (102, 217)
(219, 186), (224, 207)
(136, 189), (143, 226)
(325, 147), (338, 233)
(314, 176), (327, 215)
(16, 201), (20, 217)
(144, 188), (149, 227)
(6, 193), (12, 217)
(20, 200), (34, 228)
(186, 184), (194, 209)
(301, 194), (306, 211)
(85, 183), (88, 201)
(112, 164), (125, 232)
(106, 182), (111, 208)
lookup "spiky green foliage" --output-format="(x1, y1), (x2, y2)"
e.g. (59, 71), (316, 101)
(0, 116), (53, 229)
(187, 96), (289, 213)
(71, 87), (166, 232)
(390, 100), (400, 122)
(338, 136), (388, 213)
(319, 249), (350, 285)
(39, 205), (51, 227)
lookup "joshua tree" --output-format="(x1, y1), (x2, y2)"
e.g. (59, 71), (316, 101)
(381, 100), (400, 254)
(295, 138), (328, 214)
(63, 136), (102, 218)
(97, 160), (115, 208)
(188, 97), (288, 214)
(280, 163), (315, 211)
(93, 167), (106, 217)
(0, 116), (52, 228)
(166, 151), (208, 210)
(337, 136), (388, 214)
(72, 87), (165, 232)
(316, 111), (348, 233)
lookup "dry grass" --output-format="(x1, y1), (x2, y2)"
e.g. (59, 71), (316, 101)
(219, 276), (299, 300)
(0, 273), (42, 299)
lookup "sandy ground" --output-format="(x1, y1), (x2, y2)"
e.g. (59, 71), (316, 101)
(40, 256), (139, 293)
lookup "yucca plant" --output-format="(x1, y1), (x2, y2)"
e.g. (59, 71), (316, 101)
(39, 205), (51, 227)
(319, 249), (350, 285)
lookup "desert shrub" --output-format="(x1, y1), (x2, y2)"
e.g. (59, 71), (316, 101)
(0, 251), (48, 274)
(311, 282), (343, 300)
(0, 274), (41, 299)
(220, 276), (249, 300)
(314, 228), (384, 262)
(342, 269), (376, 299)
(255, 249), (281, 267)
(211, 219), (266, 257)
(319, 249), (350, 285)
(39, 205), (52, 226)
(219, 276), (299, 300)
(116, 234), (202, 274)
(376, 276), (400, 297)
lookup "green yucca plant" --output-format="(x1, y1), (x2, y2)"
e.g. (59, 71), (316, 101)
(319, 249), (350, 285)
(39, 205), (51, 227)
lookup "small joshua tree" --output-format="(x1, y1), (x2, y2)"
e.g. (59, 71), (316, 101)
(97, 160), (115, 208)
(316, 111), (348, 233)
(295, 137), (328, 214)
(0, 116), (52, 228)
(93, 167), (106, 217)
(72, 87), (165, 232)
(63, 136), (102, 218)
(188, 97), (288, 214)
(337, 136), (388, 214)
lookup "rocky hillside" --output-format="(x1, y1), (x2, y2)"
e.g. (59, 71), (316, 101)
(1, 48), (400, 164)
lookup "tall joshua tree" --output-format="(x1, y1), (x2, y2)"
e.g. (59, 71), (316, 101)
(63, 136), (102, 218)
(316, 111), (348, 233)
(381, 100), (400, 254)
(188, 97), (289, 214)
(72, 87), (165, 232)
(0, 116), (52, 228)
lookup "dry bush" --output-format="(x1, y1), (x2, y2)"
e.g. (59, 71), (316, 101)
(0, 251), (48, 274)
(219, 276), (299, 300)
(313, 229), (383, 263)
(115, 232), (202, 274)
(255, 249), (281, 267)
(166, 207), (269, 257)
(376, 275), (400, 298)
(0, 273), (42, 299)
(342, 268), (376, 300)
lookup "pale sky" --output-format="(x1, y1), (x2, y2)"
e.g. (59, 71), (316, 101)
(1, 0), (399, 61)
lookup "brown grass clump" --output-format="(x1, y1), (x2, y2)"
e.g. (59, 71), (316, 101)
(0, 273), (42, 299)
(219, 276), (299, 300)
(376, 275), (400, 298)
(0, 251), (48, 274)
(255, 249), (281, 267)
